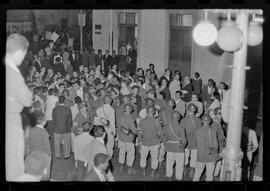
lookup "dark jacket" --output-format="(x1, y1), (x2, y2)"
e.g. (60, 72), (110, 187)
(182, 83), (193, 102)
(195, 125), (220, 163)
(52, 104), (73, 134)
(160, 86), (171, 101)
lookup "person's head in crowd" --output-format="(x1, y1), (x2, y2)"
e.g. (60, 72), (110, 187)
(122, 95), (131, 104)
(97, 88), (106, 97)
(96, 64), (101, 71)
(219, 82), (229, 90)
(87, 74), (95, 84)
(74, 96), (82, 105)
(34, 72), (40, 79)
(72, 71), (78, 79)
(137, 68), (144, 77)
(90, 125), (106, 140)
(208, 79), (214, 87)
(41, 86), (48, 97)
(149, 63), (154, 71)
(98, 49), (102, 55)
(121, 79), (129, 89)
(112, 64), (118, 72)
(83, 66), (89, 74)
(112, 50), (116, 56)
(151, 78), (159, 87)
(32, 101), (42, 113)
(123, 103), (133, 115)
(100, 73), (106, 81)
(201, 114), (212, 126)
(58, 83), (65, 93)
(213, 107), (222, 122)
(212, 91), (220, 101)
(167, 98), (176, 109)
(146, 106), (156, 117)
(175, 90), (183, 100)
(91, 49), (95, 54)
(186, 103), (197, 116)
(82, 121), (91, 133)
(65, 74), (71, 81)
(183, 76), (190, 85)
(158, 91), (166, 101)
(165, 68), (171, 77)
(72, 80), (81, 91)
(89, 68), (95, 76)
(147, 89), (156, 99)
(6, 33), (29, 67)
(33, 86), (42, 96)
(24, 151), (50, 181)
(105, 49), (109, 55)
(83, 91), (91, 102)
(78, 102), (87, 114)
(150, 72), (157, 79)
(88, 84), (96, 95)
(34, 112), (46, 127)
(174, 70), (181, 77)
(79, 77), (86, 87)
(58, 95), (66, 104)
(48, 88), (56, 97)
(40, 67), (46, 74)
(62, 89), (70, 98)
(79, 65), (84, 73)
(194, 72), (200, 79)
(145, 69), (151, 77)
(191, 93), (199, 102)
(119, 70), (125, 77)
(173, 72), (180, 81)
(136, 79), (144, 88)
(52, 74), (58, 81)
(93, 78), (101, 87)
(94, 153), (110, 171)
(34, 54), (38, 61)
(131, 85), (140, 96)
(160, 77), (169, 88)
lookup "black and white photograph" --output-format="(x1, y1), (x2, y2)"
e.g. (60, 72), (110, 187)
(5, 9), (263, 182)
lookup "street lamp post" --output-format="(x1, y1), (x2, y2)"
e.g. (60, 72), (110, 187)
(220, 10), (248, 181)
(78, 10), (86, 53)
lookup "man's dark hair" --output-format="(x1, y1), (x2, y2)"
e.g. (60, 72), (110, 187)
(48, 88), (55, 96)
(58, 95), (65, 103)
(90, 125), (105, 138)
(176, 90), (183, 97)
(74, 96), (82, 104)
(33, 86), (42, 95)
(94, 153), (109, 167)
(41, 86), (48, 93)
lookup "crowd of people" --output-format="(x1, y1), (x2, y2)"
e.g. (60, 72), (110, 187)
(6, 32), (263, 182)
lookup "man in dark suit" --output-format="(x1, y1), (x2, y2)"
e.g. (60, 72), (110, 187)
(69, 49), (76, 71)
(52, 95), (73, 159)
(103, 49), (111, 76)
(95, 49), (103, 69)
(110, 50), (119, 69)
(84, 153), (110, 181)
(201, 79), (216, 109)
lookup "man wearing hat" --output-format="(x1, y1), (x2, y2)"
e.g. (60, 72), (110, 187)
(193, 114), (219, 181)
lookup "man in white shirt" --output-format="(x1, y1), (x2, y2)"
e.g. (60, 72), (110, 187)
(45, 88), (58, 136)
(74, 122), (94, 181)
(83, 125), (115, 181)
(175, 91), (186, 117)
(95, 95), (116, 158)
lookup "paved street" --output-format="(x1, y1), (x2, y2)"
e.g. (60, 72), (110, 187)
(49, 138), (207, 181)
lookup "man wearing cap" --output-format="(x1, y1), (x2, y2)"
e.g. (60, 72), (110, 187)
(180, 103), (201, 178)
(95, 94), (115, 158)
(164, 111), (187, 181)
(138, 106), (163, 178)
(117, 104), (138, 174)
(193, 114), (219, 181)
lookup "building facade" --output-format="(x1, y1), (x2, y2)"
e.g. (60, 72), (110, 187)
(92, 9), (235, 84)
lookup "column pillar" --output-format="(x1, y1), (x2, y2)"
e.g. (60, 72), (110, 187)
(220, 10), (249, 181)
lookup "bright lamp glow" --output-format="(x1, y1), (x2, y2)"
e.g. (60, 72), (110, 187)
(193, 19), (218, 46)
(248, 21), (263, 46)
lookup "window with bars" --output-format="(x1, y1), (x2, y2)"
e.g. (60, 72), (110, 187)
(169, 14), (193, 61)
(119, 12), (137, 25)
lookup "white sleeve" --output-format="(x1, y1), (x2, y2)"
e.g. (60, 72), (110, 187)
(250, 130), (258, 152)
(110, 109), (115, 135)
